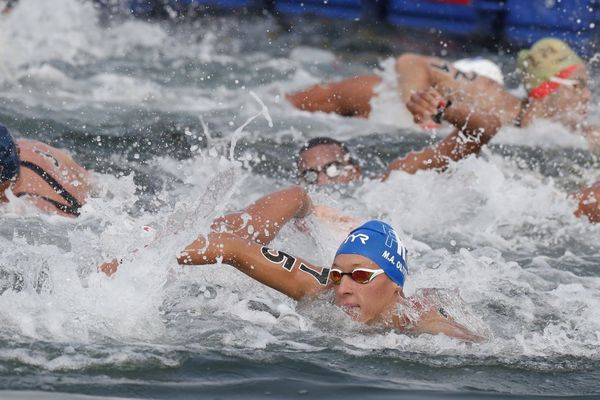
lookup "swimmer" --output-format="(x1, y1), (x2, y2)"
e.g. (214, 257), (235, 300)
(178, 186), (484, 342)
(0, 125), (92, 217)
(407, 86), (600, 223)
(288, 39), (598, 145)
(287, 53), (504, 125)
(407, 39), (597, 144)
(296, 94), (501, 185)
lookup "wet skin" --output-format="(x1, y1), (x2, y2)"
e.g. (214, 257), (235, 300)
(297, 143), (360, 186)
(332, 253), (402, 324)
(537, 64), (592, 128)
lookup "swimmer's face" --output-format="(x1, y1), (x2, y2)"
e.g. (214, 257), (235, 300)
(331, 253), (401, 324)
(297, 144), (360, 186)
(544, 65), (592, 125)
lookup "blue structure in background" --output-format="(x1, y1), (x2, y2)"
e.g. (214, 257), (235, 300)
(127, 0), (599, 53)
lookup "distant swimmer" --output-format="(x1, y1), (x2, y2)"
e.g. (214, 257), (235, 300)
(296, 90), (501, 185)
(408, 38), (597, 146)
(286, 52), (504, 126)
(406, 80), (600, 223)
(0, 125), (92, 217)
(178, 186), (485, 342)
(288, 39), (598, 146)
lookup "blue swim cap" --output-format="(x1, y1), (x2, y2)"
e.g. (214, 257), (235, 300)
(0, 125), (20, 184)
(335, 220), (408, 287)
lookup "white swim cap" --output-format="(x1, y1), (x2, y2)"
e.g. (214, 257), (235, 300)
(453, 57), (504, 85)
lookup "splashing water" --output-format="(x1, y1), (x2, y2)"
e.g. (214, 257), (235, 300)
(0, 0), (598, 398)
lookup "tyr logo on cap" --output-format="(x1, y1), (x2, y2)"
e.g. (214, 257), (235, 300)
(344, 233), (369, 245)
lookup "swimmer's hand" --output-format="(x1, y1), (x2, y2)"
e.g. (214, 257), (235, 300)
(406, 88), (447, 125)
(99, 258), (120, 277)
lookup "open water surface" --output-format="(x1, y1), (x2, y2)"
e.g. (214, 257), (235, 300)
(0, 0), (599, 398)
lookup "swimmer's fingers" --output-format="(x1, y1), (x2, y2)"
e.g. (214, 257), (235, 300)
(407, 89), (443, 123)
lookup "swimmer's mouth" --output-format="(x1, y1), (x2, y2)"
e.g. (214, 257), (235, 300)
(340, 304), (360, 316)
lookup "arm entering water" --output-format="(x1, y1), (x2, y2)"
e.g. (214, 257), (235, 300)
(177, 186), (331, 300)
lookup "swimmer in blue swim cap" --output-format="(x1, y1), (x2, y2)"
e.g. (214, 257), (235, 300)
(178, 186), (484, 342)
(0, 125), (20, 186)
(329, 220), (408, 323)
(0, 124), (92, 217)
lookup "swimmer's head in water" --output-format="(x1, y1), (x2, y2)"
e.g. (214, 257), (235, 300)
(0, 125), (19, 185)
(453, 58), (504, 85)
(517, 38), (584, 93)
(297, 137), (360, 186)
(335, 220), (408, 287)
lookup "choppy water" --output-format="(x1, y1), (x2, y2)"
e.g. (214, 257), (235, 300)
(0, 0), (599, 398)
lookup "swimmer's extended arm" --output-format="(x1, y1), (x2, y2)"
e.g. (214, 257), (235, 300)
(178, 233), (329, 300)
(383, 88), (502, 177)
(100, 186), (312, 278)
(178, 186), (330, 299)
(286, 75), (381, 118)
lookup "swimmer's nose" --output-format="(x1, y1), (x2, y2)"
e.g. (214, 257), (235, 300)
(316, 171), (331, 185)
(336, 274), (354, 295)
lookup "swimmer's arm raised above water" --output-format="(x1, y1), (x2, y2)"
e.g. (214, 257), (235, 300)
(178, 187), (329, 300)
(383, 88), (502, 178)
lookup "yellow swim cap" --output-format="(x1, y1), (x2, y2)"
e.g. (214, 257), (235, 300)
(516, 38), (584, 91)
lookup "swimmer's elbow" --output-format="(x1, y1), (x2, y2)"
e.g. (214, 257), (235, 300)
(395, 53), (426, 68)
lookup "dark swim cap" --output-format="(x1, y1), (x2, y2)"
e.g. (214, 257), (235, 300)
(0, 125), (20, 184)
(335, 220), (408, 287)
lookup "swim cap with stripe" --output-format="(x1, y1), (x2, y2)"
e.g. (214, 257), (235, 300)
(517, 38), (584, 93)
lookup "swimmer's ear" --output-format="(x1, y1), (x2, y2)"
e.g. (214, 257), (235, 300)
(395, 287), (405, 298)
